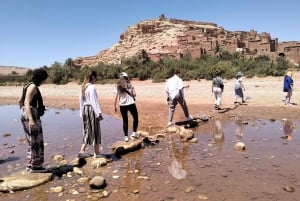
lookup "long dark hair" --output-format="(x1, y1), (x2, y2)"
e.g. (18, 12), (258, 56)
(81, 71), (97, 99)
(31, 68), (48, 86)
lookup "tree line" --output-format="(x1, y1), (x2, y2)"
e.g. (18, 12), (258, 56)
(0, 51), (292, 85)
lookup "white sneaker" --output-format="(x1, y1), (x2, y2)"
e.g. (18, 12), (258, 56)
(187, 116), (193, 121)
(124, 136), (129, 142)
(131, 132), (139, 138)
(94, 153), (105, 158)
(168, 122), (173, 127)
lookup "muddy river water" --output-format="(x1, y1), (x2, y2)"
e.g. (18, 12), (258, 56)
(1, 105), (300, 201)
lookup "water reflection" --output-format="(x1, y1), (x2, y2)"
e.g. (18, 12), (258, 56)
(2, 105), (300, 201)
(167, 136), (188, 180)
(282, 119), (296, 141)
(123, 151), (142, 193)
(213, 119), (225, 152)
(0, 105), (124, 175)
(235, 119), (245, 140)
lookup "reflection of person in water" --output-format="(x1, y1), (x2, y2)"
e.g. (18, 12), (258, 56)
(213, 119), (225, 152)
(168, 137), (188, 180)
(121, 150), (142, 197)
(235, 119), (244, 140)
(282, 119), (295, 141)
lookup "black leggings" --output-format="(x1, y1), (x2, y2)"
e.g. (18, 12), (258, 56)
(120, 103), (139, 136)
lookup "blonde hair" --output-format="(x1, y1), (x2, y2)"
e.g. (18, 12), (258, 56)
(116, 76), (130, 93)
(286, 71), (293, 77)
(81, 71), (97, 100)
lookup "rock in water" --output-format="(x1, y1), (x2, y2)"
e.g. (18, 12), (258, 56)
(234, 142), (246, 150)
(0, 170), (52, 192)
(112, 138), (143, 156)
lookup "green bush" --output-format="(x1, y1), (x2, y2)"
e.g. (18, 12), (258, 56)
(11, 52), (291, 85)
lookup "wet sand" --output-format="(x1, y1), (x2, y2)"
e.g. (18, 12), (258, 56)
(1, 75), (300, 200)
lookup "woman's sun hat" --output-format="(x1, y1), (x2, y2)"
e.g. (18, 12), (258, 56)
(119, 72), (128, 78)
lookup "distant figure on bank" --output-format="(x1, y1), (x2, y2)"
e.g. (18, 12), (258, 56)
(234, 71), (246, 103)
(212, 71), (224, 110)
(19, 68), (48, 173)
(165, 69), (193, 126)
(78, 71), (103, 159)
(114, 72), (139, 142)
(283, 70), (293, 105)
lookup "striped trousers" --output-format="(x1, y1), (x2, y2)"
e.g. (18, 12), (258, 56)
(82, 105), (101, 146)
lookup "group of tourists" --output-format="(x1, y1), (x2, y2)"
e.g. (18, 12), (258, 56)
(211, 71), (246, 111)
(211, 69), (294, 111)
(18, 68), (140, 172)
(18, 67), (294, 172)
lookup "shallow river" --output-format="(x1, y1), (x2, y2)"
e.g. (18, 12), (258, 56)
(1, 105), (300, 201)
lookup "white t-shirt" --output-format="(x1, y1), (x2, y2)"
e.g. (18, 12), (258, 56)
(117, 84), (135, 106)
(235, 77), (243, 89)
(79, 83), (102, 118)
(165, 74), (183, 99)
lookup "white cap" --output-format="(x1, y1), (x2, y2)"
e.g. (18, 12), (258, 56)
(236, 71), (243, 76)
(120, 72), (128, 77)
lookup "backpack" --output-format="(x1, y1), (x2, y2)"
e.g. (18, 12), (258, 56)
(214, 77), (224, 90)
(19, 82), (45, 116)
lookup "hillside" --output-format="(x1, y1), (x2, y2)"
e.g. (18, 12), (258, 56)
(0, 66), (29, 76)
(74, 15), (300, 68)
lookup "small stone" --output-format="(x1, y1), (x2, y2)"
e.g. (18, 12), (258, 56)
(52, 154), (64, 162)
(50, 186), (64, 193)
(66, 172), (72, 177)
(89, 176), (106, 189)
(198, 194), (208, 200)
(283, 185), (295, 192)
(132, 189), (139, 194)
(137, 176), (149, 180)
(77, 177), (90, 183)
(100, 190), (109, 198)
(112, 175), (120, 179)
(189, 138), (198, 143)
(234, 142), (245, 150)
(78, 187), (87, 193)
(184, 186), (194, 193)
(73, 167), (83, 175)
(91, 158), (107, 168)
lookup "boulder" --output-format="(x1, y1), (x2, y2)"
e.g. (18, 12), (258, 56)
(0, 170), (52, 192)
(112, 138), (144, 156)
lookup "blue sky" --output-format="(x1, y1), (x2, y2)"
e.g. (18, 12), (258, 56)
(0, 0), (299, 68)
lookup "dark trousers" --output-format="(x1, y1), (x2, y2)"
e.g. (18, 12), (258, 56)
(120, 103), (139, 136)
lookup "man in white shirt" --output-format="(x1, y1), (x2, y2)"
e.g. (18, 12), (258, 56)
(165, 70), (193, 126)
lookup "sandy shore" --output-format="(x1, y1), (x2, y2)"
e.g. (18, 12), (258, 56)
(1, 74), (300, 131)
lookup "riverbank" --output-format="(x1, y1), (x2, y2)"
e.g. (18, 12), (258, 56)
(1, 75), (300, 130)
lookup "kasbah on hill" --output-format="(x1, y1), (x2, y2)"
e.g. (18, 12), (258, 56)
(74, 15), (300, 69)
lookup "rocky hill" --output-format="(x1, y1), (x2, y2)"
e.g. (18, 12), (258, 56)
(74, 15), (300, 68)
(0, 66), (29, 76)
